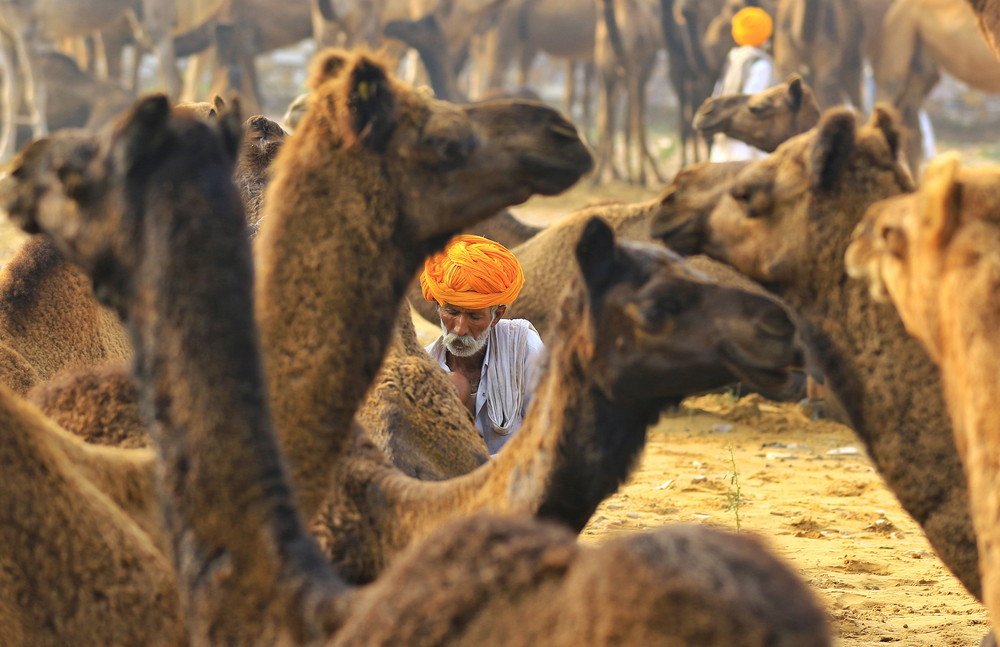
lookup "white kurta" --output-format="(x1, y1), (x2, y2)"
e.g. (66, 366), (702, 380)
(426, 319), (545, 455)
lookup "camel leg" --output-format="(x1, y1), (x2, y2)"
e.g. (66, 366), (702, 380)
(12, 31), (47, 142)
(0, 35), (20, 161)
(635, 67), (664, 186)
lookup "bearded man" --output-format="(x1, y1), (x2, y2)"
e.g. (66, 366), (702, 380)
(421, 234), (545, 455)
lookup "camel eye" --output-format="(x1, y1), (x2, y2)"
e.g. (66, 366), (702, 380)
(642, 296), (685, 328)
(748, 102), (772, 116)
(424, 133), (477, 171)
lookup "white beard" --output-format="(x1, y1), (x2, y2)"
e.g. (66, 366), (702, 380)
(442, 324), (490, 357)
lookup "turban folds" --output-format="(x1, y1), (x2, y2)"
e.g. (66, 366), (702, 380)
(731, 7), (773, 47)
(420, 234), (524, 309)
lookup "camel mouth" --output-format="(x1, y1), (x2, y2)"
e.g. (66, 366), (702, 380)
(692, 105), (733, 136)
(720, 341), (793, 392)
(651, 216), (703, 256)
(520, 155), (592, 195)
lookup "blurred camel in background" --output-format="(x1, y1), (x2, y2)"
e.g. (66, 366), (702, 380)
(873, 0), (1000, 176)
(773, 0), (864, 109)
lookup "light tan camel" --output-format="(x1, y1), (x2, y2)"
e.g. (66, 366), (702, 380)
(774, 0), (865, 109)
(873, 0), (1000, 175)
(964, 0), (1000, 59)
(655, 105), (984, 601)
(693, 74), (821, 154)
(2, 88), (830, 647)
(846, 153), (1000, 644)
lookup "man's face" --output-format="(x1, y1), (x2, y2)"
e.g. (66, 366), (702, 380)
(439, 303), (502, 357)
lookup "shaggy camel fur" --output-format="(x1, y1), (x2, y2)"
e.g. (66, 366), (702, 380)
(26, 362), (146, 448)
(693, 74), (821, 154)
(3, 91), (830, 647)
(236, 114), (287, 235)
(846, 154), (1000, 630)
(358, 302), (490, 480)
(254, 47), (594, 520)
(655, 105), (983, 600)
(0, 236), (130, 394)
(774, 0), (865, 109)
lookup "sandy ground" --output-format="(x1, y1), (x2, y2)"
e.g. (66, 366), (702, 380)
(506, 177), (991, 647)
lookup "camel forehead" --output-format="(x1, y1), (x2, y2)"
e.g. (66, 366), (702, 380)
(618, 240), (710, 281)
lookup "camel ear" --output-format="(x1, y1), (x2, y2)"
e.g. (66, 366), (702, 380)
(919, 152), (963, 247)
(808, 108), (856, 192)
(308, 48), (351, 88)
(344, 55), (397, 152)
(869, 103), (902, 160)
(576, 217), (619, 296)
(786, 75), (804, 111)
(119, 94), (172, 168)
(215, 96), (243, 164)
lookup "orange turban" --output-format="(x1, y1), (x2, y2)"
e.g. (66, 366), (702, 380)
(420, 234), (525, 309)
(731, 7), (773, 47)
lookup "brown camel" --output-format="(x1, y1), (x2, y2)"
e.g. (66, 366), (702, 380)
(236, 113), (287, 236)
(2, 89), (830, 647)
(26, 362), (146, 448)
(253, 47), (593, 519)
(873, 0), (1000, 175)
(592, 0), (665, 185)
(693, 74), (820, 154)
(654, 105), (983, 601)
(846, 154), (1000, 635)
(0, 237), (131, 394)
(773, 0), (865, 109)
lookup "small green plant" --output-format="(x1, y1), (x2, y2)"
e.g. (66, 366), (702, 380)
(724, 444), (743, 533)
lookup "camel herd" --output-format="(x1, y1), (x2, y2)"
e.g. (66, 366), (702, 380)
(2, 1), (1000, 645)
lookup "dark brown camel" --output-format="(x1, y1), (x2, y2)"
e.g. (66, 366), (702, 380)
(654, 105), (983, 601)
(1, 90), (830, 647)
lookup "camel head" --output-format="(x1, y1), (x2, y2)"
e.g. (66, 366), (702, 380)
(656, 106), (912, 294)
(693, 74), (820, 153)
(846, 153), (1000, 362)
(576, 217), (797, 405)
(0, 93), (244, 313)
(649, 160), (750, 251)
(240, 114), (287, 170)
(295, 48), (593, 241)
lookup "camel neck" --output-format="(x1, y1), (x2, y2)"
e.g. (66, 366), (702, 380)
(126, 168), (348, 636)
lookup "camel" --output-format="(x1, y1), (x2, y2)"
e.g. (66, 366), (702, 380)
(26, 362), (146, 448)
(592, 0), (665, 185)
(653, 105), (984, 601)
(693, 74), (821, 154)
(236, 114), (287, 236)
(0, 0), (185, 160)
(873, 0), (1000, 175)
(846, 153), (1000, 639)
(0, 237), (131, 395)
(660, 0), (726, 166)
(0, 87), (831, 647)
(964, 0), (1000, 59)
(357, 302), (490, 480)
(773, 0), (865, 109)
